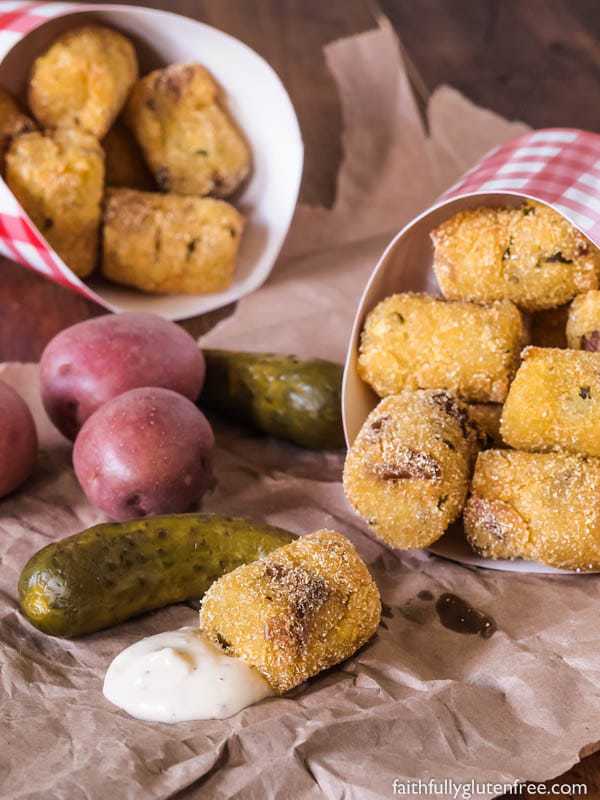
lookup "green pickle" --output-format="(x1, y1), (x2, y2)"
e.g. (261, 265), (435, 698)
(202, 349), (344, 450)
(18, 513), (295, 637)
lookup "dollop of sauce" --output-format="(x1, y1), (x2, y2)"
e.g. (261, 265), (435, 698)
(103, 627), (273, 723)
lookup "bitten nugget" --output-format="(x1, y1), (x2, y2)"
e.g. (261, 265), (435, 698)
(28, 25), (138, 138)
(343, 391), (479, 549)
(500, 346), (600, 457)
(432, 201), (599, 311)
(530, 304), (568, 349)
(6, 128), (104, 277)
(0, 88), (35, 172)
(103, 121), (154, 189)
(464, 450), (600, 571)
(125, 63), (250, 197)
(566, 290), (600, 350)
(467, 403), (504, 448)
(358, 293), (527, 403)
(102, 189), (244, 294)
(200, 531), (381, 694)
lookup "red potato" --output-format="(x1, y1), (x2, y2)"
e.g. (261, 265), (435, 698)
(73, 387), (214, 521)
(0, 381), (37, 498)
(40, 313), (205, 440)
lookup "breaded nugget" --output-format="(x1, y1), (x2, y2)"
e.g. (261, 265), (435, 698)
(0, 87), (35, 172)
(103, 121), (154, 189)
(566, 290), (600, 350)
(467, 403), (504, 448)
(432, 201), (599, 311)
(530, 304), (568, 349)
(200, 531), (381, 694)
(28, 25), (138, 138)
(501, 346), (600, 457)
(102, 188), (244, 294)
(358, 293), (527, 403)
(343, 391), (479, 549)
(6, 128), (104, 277)
(464, 449), (600, 571)
(125, 63), (250, 197)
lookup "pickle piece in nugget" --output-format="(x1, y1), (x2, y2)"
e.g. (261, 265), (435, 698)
(102, 189), (244, 294)
(28, 25), (138, 138)
(501, 346), (600, 457)
(0, 87), (35, 172)
(343, 391), (479, 549)
(200, 531), (381, 693)
(432, 201), (599, 312)
(358, 293), (527, 403)
(530, 304), (568, 349)
(464, 449), (600, 571)
(103, 121), (154, 190)
(125, 63), (250, 197)
(566, 290), (600, 351)
(6, 128), (104, 277)
(467, 403), (504, 448)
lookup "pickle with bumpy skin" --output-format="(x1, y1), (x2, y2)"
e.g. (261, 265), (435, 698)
(18, 513), (295, 638)
(201, 350), (344, 450)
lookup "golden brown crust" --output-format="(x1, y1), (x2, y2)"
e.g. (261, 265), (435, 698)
(358, 293), (527, 403)
(5, 128), (104, 277)
(125, 63), (250, 198)
(28, 25), (138, 138)
(102, 188), (244, 294)
(102, 120), (154, 190)
(0, 87), (35, 172)
(199, 531), (381, 694)
(566, 290), (600, 351)
(432, 201), (599, 311)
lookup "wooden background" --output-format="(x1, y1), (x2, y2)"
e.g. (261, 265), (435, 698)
(2, 0), (600, 794)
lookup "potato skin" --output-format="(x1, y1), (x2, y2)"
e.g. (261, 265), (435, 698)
(5, 128), (104, 277)
(73, 387), (214, 521)
(40, 312), (205, 440)
(28, 25), (138, 138)
(125, 63), (250, 197)
(566, 290), (600, 350)
(0, 87), (35, 172)
(0, 381), (37, 498)
(103, 120), (154, 189)
(102, 188), (244, 294)
(200, 531), (381, 693)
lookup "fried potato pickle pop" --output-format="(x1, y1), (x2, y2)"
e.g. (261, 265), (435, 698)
(200, 531), (381, 694)
(566, 290), (600, 351)
(464, 449), (600, 571)
(358, 293), (527, 403)
(500, 346), (600, 457)
(343, 390), (479, 549)
(431, 201), (599, 312)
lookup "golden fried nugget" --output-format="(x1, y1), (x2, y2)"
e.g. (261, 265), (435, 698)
(200, 531), (381, 694)
(432, 201), (599, 311)
(529, 304), (568, 348)
(358, 293), (527, 403)
(464, 449), (600, 571)
(6, 128), (104, 277)
(0, 87), (35, 172)
(467, 403), (503, 448)
(102, 188), (244, 294)
(28, 25), (138, 138)
(125, 63), (250, 197)
(103, 121), (154, 190)
(566, 290), (600, 351)
(343, 391), (479, 549)
(500, 346), (600, 457)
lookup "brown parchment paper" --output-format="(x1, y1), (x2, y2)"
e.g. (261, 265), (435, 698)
(2, 19), (600, 800)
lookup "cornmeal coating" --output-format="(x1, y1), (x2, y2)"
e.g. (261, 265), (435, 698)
(431, 201), (599, 311)
(566, 290), (600, 351)
(530, 304), (568, 349)
(6, 128), (104, 277)
(0, 88), (35, 172)
(200, 531), (381, 694)
(28, 25), (138, 138)
(358, 293), (527, 403)
(125, 63), (250, 197)
(467, 403), (503, 448)
(501, 346), (600, 457)
(343, 391), (479, 549)
(103, 121), (154, 189)
(102, 188), (244, 294)
(464, 449), (600, 571)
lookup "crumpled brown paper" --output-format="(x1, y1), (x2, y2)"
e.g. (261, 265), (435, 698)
(2, 19), (598, 800)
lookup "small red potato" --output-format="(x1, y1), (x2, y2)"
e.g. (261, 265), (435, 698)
(0, 381), (37, 498)
(73, 387), (214, 521)
(40, 313), (205, 440)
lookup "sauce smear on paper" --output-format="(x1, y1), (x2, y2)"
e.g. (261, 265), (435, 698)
(435, 593), (496, 639)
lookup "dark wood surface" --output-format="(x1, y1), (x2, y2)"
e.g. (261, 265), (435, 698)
(2, 0), (600, 794)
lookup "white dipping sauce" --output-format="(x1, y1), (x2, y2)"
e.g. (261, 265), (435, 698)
(103, 627), (273, 723)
